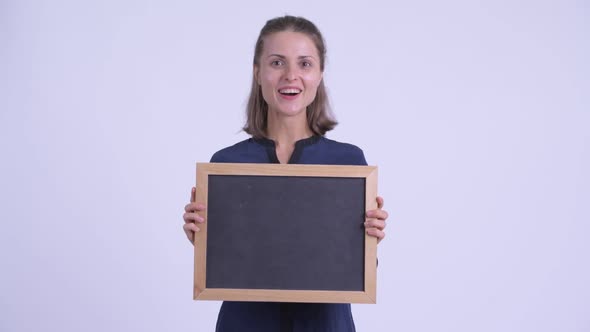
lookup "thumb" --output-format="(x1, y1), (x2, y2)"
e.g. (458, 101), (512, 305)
(376, 196), (384, 209)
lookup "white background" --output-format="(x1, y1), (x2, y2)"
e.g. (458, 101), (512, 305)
(1, 0), (588, 331)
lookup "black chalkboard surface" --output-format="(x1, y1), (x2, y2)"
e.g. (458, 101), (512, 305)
(194, 163), (378, 303)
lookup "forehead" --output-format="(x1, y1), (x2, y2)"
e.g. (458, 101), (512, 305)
(262, 31), (319, 57)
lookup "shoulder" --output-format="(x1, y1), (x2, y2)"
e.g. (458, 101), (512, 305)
(320, 137), (364, 154)
(210, 138), (266, 163)
(316, 137), (367, 166)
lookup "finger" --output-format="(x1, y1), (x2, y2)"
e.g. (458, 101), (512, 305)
(183, 212), (205, 224)
(185, 202), (206, 213)
(366, 228), (386, 243)
(191, 187), (196, 203)
(365, 219), (386, 230)
(376, 196), (384, 209)
(183, 223), (200, 243)
(366, 209), (389, 220)
(184, 222), (200, 233)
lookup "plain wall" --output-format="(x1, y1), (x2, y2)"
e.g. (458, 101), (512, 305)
(1, 0), (588, 331)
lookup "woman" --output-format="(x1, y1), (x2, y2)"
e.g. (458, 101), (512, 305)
(183, 15), (388, 332)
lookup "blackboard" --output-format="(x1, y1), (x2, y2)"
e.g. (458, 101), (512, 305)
(194, 163), (378, 303)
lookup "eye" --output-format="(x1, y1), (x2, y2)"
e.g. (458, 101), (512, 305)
(271, 59), (284, 67)
(301, 61), (312, 68)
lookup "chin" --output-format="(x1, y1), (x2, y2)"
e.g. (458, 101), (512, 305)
(272, 106), (307, 117)
(282, 110), (306, 118)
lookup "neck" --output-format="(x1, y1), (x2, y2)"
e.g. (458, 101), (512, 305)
(266, 110), (313, 147)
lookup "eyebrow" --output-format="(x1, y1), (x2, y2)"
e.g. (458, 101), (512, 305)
(267, 54), (316, 60)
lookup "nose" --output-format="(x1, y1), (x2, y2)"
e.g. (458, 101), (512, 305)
(284, 63), (298, 81)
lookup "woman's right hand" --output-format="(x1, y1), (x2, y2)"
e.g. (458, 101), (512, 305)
(183, 187), (206, 244)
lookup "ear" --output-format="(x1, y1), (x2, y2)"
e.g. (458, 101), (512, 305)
(254, 65), (260, 85)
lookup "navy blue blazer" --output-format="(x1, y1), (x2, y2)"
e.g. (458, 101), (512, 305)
(210, 135), (367, 332)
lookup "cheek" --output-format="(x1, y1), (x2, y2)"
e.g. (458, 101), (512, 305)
(304, 75), (322, 95)
(260, 72), (279, 90)
(259, 77), (276, 98)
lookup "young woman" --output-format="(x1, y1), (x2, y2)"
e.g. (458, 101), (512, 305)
(183, 15), (389, 332)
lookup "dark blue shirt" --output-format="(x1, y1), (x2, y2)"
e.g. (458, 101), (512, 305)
(210, 135), (367, 332)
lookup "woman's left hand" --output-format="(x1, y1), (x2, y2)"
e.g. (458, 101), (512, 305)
(365, 196), (388, 244)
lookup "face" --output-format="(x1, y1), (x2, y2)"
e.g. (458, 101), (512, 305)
(255, 31), (323, 118)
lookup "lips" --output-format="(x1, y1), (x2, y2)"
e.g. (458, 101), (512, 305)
(278, 87), (302, 96)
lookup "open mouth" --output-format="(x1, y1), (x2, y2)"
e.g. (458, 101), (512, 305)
(278, 88), (302, 96)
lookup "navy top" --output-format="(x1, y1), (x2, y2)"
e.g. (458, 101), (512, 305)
(210, 135), (367, 332)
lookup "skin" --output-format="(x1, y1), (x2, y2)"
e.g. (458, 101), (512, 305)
(257, 31), (323, 163)
(183, 31), (388, 244)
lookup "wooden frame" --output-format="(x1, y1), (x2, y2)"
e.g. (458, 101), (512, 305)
(194, 162), (378, 303)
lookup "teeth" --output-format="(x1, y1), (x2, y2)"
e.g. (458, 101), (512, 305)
(279, 88), (301, 94)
